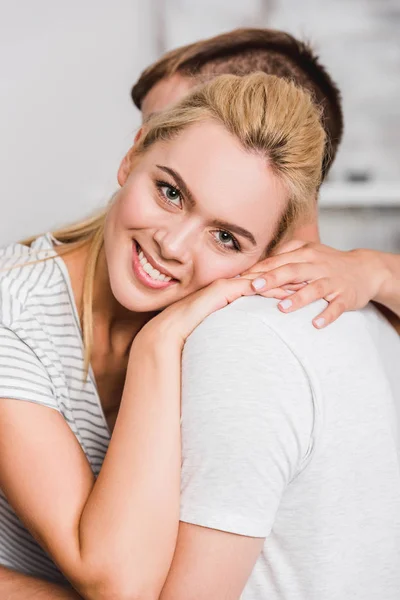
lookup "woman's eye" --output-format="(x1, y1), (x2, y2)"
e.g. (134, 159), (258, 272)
(157, 182), (182, 207)
(214, 230), (241, 251)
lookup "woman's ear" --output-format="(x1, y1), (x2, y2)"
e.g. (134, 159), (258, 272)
(117, 152), (132, 186)
(134, 127), (144, 144)
(117, 128), (144, 186)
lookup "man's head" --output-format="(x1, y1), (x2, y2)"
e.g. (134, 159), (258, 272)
(132, 28), (343, 183)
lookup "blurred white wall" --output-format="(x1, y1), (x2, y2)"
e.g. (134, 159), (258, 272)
(0, 0), (155, 244)
(161, 0), (400, 252)
(163, 0), (400, 185)
(1, 0), (399, 251)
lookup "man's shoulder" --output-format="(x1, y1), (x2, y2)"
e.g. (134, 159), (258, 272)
(198, 295), (326, 340)
(185, 296), (322, 369)
(193, 295), (398, 358)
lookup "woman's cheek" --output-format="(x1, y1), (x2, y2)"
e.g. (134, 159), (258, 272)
(117, 184), (155, 228)
(194, 254), (245, 287)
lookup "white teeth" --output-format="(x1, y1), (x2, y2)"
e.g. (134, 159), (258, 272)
(137, 247), (172, 282)
(142, 262), (153, 275)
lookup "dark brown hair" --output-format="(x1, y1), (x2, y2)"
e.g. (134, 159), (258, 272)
(131, 28), (343, 180)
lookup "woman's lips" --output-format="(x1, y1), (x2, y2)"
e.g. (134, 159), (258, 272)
(131, 242), (177, 290)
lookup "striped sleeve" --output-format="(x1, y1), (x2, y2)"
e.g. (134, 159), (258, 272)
(0, 324), (59, 411)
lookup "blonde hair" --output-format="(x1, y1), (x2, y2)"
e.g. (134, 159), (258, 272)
(131, 27), (343, 180)
(23, 72), (325, 375)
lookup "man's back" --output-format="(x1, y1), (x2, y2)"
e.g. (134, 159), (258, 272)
(180, 296), (400, 599)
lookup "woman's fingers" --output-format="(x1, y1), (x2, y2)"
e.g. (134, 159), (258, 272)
(255, 287), (292, 300)
(311, 298), (348, 329)
(243, 250), (306, 276)
(276, 278), (332, 313)
(248, 263), (316, 291)
(243, 242), (313, 276)
(272, 239), (307, 255)
(187, 277), (255, 322)
(209, 277), (256, 307)
(239, 243), (374, 328)
(274, 278), (349, 328)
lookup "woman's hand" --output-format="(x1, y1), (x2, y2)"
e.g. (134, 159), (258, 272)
(241, 241), (388, 329)
(139, 277), (258, 349)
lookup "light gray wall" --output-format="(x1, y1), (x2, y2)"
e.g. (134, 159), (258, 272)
(0, 0), (155, 244)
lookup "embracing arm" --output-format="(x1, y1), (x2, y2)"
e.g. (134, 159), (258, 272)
(372, 250), (400, 320)
(242, 242), (400, 329)
(0, 330), (182, 600)
(0, 565), (82, 599)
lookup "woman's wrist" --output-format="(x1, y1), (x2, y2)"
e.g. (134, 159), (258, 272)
(133, 314), (184, 354)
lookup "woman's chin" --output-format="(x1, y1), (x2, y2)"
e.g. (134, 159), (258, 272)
(110, 280), (179, 314)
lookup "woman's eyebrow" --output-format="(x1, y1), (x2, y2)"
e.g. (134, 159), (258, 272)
(156, 165), (195, 207)
(156, 164), (257, 246)
(210, 220), (256, 246)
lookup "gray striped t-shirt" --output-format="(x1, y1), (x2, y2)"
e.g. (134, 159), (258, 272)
(0, 234), (111, 582)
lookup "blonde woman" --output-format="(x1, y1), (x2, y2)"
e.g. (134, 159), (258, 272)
(0, 73), (399, 600)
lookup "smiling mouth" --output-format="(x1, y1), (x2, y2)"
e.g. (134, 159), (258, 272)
(132, 241), (178, 289)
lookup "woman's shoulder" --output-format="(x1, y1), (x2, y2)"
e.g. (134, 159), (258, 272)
(0, 234), (65, 324)
(0, 234), (55, 270)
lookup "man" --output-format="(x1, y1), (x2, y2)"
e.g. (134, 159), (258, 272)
(2, 27), (399, 599)
(128, 29), (399, 599)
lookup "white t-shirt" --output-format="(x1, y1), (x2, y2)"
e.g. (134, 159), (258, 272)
(180, 296), (400, 599)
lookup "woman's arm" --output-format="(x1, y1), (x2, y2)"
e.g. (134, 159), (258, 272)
(0, 566), (82, 599)
(78, 334), (183, 598)
(0, 277), (257, 600)
(0, 334), (182, 600)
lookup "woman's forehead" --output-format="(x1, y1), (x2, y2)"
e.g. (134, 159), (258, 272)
(139, 121), (288, 245)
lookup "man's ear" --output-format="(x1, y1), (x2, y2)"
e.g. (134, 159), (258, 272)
(117, 128), (144, 186)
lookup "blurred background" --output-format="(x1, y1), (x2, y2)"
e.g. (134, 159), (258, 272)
(1, 0), (399, 250)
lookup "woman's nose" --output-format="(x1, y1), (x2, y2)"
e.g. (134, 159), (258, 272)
(153, 224), (197, 263)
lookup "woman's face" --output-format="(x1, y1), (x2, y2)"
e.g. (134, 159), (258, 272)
(104, 120), (288, 313)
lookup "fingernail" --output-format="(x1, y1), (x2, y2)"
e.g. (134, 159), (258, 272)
(252, 278), (266, 290)
(279, 298), (292, 310)
(314, 317), (326, 328)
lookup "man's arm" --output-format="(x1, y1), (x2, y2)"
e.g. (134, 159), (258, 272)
(0, 565), (82, 599)
(159, 522), (264, 599)
(374, 251), (400, 330)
